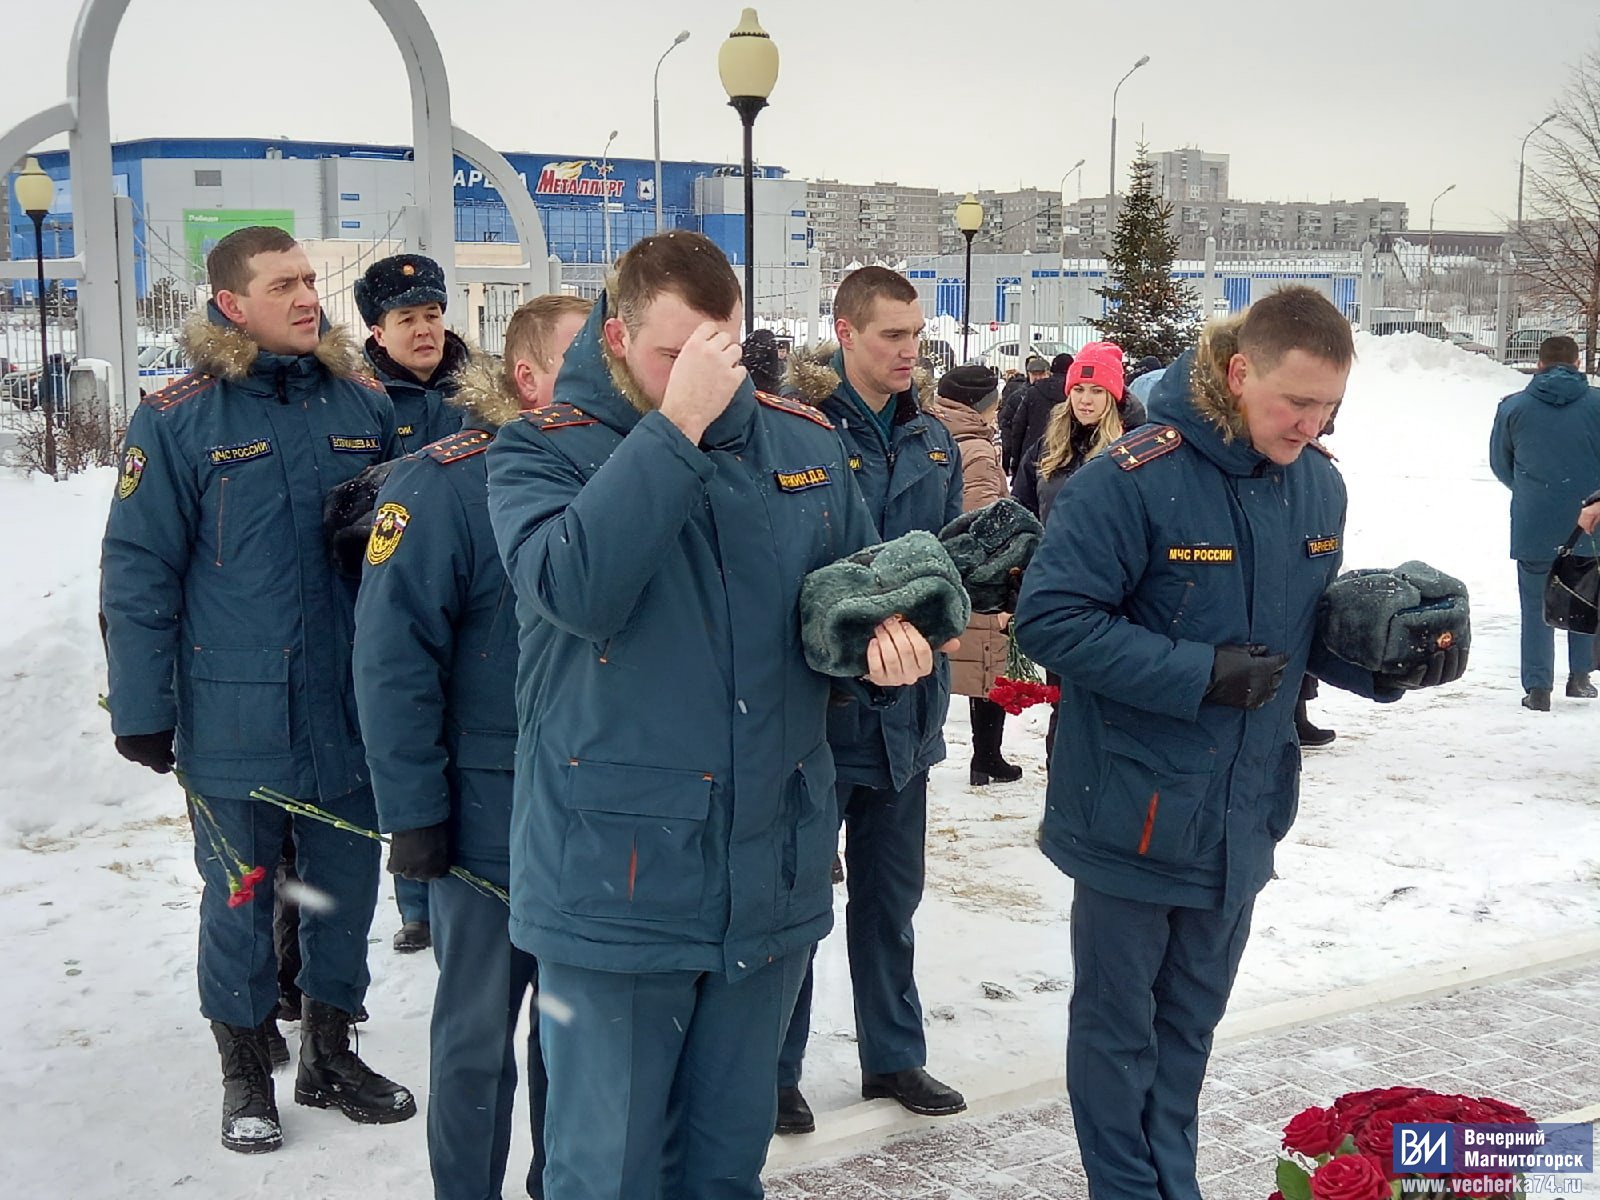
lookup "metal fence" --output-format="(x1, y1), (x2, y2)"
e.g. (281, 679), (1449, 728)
(9, 232), (1578, 454)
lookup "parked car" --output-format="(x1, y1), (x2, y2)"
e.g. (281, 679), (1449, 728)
(137, 342), (190, 392)
(1370, 320), (1450, 340)
(2, 356), (71, 410)
(1503, 328), (1572, 372)
(1448, 331), (1494, 356)
(980, 339), (1073, 374)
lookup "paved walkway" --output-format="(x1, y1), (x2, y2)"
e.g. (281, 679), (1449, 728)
(766, 958), (1600, 1200)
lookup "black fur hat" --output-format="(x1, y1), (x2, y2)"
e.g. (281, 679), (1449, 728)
(354, 254), (448, 328)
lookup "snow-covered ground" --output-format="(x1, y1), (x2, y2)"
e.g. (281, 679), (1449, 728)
(5, 333), (1600, 1197)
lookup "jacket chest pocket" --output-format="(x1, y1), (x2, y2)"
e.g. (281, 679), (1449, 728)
(557, 761), (713, 922)
(187, 647), (292, 758)
(200, 451), (278, 568)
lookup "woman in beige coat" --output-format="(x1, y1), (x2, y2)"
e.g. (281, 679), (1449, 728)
(928, 366), (1023, 786)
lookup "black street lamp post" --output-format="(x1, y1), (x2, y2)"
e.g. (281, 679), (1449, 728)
(955, 193), (984, 363)
(719, 9), (779, 339)
(14, 157), (57, 479)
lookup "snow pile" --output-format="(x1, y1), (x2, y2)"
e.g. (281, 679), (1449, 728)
(4, 340), (1600, 1196)
(1352, 330), (1523, 389)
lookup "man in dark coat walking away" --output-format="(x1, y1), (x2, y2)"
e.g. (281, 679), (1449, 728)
(1016, 287), (1462, 1200)
(485, 232), (942, 1200)
(1489, 334), (1600, 710)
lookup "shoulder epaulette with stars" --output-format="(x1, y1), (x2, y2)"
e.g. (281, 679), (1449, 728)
(523, 402), (598, 432)
(757, 391), (834, 429)
(349, 372), (388, 394)
(142, 372), (218, 412)
(1110, 424), (1184, 471)
(422, 428), (493, 464)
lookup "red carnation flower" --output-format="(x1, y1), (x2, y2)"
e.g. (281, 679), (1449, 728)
(985, 676), (1060, 715)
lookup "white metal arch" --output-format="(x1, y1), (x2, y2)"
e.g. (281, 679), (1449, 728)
(0, 0), (549, 410)
(453, 124), (548, 296)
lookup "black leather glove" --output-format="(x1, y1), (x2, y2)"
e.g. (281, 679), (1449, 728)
(323, 460), (399, 581)
(115, 730), (175, 774)
(387, 823), (450, 882)
(1378, 643), (1467, 691)
(1203, 644), (1290, 710)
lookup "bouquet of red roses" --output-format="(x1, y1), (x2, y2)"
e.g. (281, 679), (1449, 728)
(1272, 1087), (1535, 1200)
(985, 623), (1060, 716)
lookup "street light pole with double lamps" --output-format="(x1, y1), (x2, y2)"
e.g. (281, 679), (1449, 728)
(14, 157), (56, 479)
(653, 30), (691, 235)
(955, 193), (984, 363)
(600, 129), (618, 265)
(719, 7), (780, 339)
(1423, 182), (1456, 318)
(1109, 55), (1149, 196)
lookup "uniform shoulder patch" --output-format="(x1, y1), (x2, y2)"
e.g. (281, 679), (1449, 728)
(757, 390), (834, 429)
(524, 402), (598, 432)
(143, 372), (218, 412)
(365, 501), (411, 566)
(349, 372), (388, 394)
(423, 428), (493, 464)
(1111, 424), (1184, 471)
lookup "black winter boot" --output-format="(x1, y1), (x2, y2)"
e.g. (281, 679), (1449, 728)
(263, 1018), (290, 1068)
(211, 1020), (282, 1154)
(1567, 673), (1597, 699)
(1294, 698), (1336, 748)
(295, 998), (417, 1124)
(775, 1085), (815, 1135)
(969, 698), (1023, 785)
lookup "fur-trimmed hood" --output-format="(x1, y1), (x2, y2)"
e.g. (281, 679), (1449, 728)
(448, 352), (525, 429)
(1185, 316), (1249, 442)
(786, 342), (842, 404)
(178, 302), (368, 383)
(784, 342), (933, 409)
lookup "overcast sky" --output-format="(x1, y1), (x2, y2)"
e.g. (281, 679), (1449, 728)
(5, 0), (1596, 231)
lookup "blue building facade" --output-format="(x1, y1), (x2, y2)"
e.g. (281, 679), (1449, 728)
(7, 138), (784, 299)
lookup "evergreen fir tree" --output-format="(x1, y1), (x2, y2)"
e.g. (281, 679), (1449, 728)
(1091, 145), (1201, 361)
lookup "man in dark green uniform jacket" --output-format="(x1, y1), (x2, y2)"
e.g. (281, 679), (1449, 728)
(1016, 288), (1460, 1200)
(354, 252), (470, 952)
(100, 226), (415, 1155)
(779, 268), (967, 1132)
(487, 232), (944, 1200)
(354, 293), (590, 1200)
